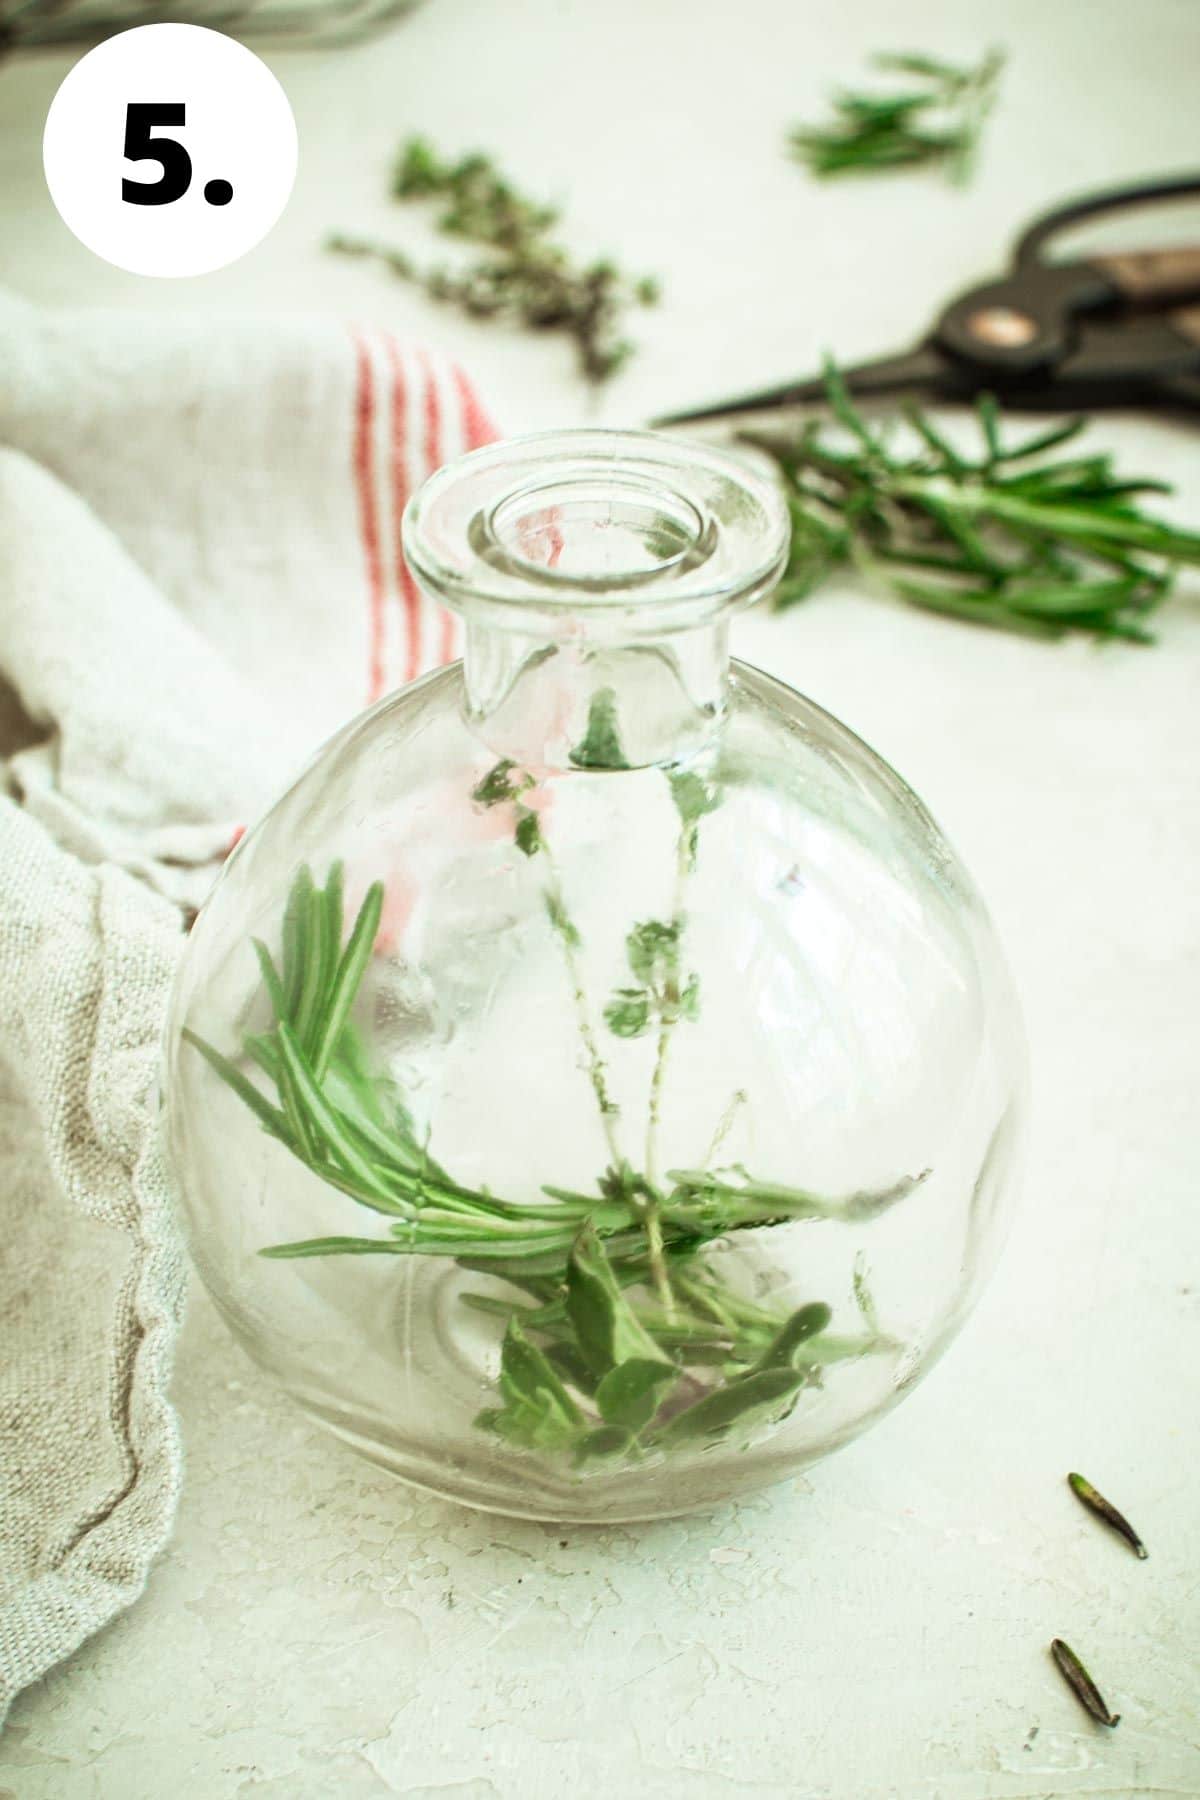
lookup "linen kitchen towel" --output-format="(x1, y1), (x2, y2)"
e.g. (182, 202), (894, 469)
(0, 289), (496, 1722)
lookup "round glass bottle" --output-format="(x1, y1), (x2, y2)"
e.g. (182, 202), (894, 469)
(165, 431), (1026, 1522)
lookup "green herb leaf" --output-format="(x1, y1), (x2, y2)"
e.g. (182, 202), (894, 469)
(311, 879), (384, 1082)
(473, 758), (530, 807)
(515, 807), (544, 857)
(626, 919), (680, 986)
(668, 768), (720, 829)
(183, 1028), (290, 1143)
(653, 1366), (805, 1448)
(604, 987), (652, 1038)
(747, 1301), (832, 1374)
(573, 1423), (635, 1463)
(569, 687), (630, 770)
(477, 1317), (585, 1451)
(545, 889), (582, 949)
(595, 1356), (679, 1430)
(566, 1221), (672, 1378)
(1067, 1472), (1148, 1560)
(1050, 1638), (1121, 1729)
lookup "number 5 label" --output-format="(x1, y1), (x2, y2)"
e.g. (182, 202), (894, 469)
(43, 24), (297, 278)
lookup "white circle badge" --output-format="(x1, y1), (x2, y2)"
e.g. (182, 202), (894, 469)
(43, 24), (298, 278)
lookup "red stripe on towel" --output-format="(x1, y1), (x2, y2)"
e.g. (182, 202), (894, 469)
(384, 334), (424, 687)
(352, 330), (386, 703)
(452, 360), (499, 451)
(417, 351), (457, 668)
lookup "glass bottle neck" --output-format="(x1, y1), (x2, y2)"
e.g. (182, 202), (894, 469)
(462, 617), (730, 771)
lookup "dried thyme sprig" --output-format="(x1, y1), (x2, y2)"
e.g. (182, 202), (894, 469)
(742, 367), (1200, 642)
(1050, 1639), (1121, 1728)
(1068, 1472), (1148, 1560)
(790, 48), (1004, 184)
(328, 138), (659, 383)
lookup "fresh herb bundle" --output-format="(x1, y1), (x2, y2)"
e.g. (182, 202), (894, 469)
(790, 48), (1004, 184)
(744, 368), (1200, 642)
(328, 138), (659, 383)
(188, 746), (915, 1467)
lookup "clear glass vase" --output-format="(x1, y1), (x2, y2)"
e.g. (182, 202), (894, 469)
(164, 430), (1027, 1523)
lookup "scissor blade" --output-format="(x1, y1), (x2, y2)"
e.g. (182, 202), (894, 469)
(651, 343), (962, 427)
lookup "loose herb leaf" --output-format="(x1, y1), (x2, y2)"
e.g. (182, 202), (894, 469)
(1067, 1472), (1148, 1560)
(790, 47), (1004, 184)
(330, 139), (659, 382)
(1050, 1639), (1121, 1729)
(744, 372), (1200, 643)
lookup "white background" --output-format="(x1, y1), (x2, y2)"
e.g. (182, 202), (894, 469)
(1, 1), (1199, 1795)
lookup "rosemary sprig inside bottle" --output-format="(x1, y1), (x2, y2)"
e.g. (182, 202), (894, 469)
(328, 138), (659, 383)
(790, 48), (1004, 184)
(187, 735), (918, 1468)
(743, 368), (1200, 643)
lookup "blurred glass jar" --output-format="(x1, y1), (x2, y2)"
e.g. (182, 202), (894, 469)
(164, 430), (1026, 1522)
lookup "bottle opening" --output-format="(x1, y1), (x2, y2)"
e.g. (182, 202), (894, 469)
(484, 474), (711, 590)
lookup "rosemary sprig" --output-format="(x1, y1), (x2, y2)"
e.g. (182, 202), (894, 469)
(1050, 1639), (1121, 1728)
(188, 746), (916, 1466)
(1068, 1471), (1148, 1560)
(743, 369), (1200, 642)
(790, 49), (1004, 184)
(328, 138), (659, 383)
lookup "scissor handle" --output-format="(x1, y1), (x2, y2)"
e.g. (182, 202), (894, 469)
(1015, 172), (1200, 273)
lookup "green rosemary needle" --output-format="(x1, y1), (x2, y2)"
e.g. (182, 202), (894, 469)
(742, 367), (1200, 642)
(1068, 1472), (1148, 1559)
(791, 48), (1004, 184)
(1050, 1639), (1121, 1729)
(329, 138), (659, 383)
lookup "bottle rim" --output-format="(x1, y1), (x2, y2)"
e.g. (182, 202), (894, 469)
(402, 428), (789, 634)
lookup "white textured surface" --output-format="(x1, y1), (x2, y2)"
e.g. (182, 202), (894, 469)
(2, 0), (1199, 1793)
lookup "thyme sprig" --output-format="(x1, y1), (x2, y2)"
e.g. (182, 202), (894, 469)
(743, 369), (1200, 642)
(188, 748), (916, 1467)
(328, 138), (659, 383)
(790, 49), (1004, 184)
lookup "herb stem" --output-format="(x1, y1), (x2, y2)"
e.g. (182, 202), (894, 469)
(541, 838), (624, 1168)
(644, 823), (692, 1187)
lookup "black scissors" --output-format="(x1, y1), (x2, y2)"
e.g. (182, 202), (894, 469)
(655, 174), (1200, 424)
